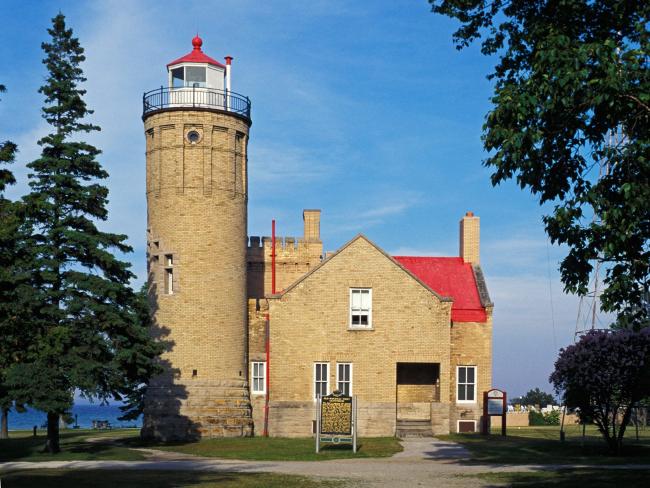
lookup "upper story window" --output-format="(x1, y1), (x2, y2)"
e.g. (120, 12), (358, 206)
(171, 66), (207, 88)
(457, 366), (477, 403)
(350, 288), (372, 328)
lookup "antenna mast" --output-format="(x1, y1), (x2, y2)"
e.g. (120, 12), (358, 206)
(574, 129), (623, 339)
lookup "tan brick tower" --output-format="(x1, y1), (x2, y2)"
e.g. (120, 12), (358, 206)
(141, 36), (253, 440)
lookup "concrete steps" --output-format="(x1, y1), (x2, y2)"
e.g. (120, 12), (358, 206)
(396, 419), (433, 438)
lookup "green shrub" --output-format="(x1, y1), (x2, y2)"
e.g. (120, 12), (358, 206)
(543, 410), (561, 425)
(528, 411), (545, 426)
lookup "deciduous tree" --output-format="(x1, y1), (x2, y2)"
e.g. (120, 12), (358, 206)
(430, 0), (650, 327)
(550, 329), (650, 453)
(513, 388), (556, 408)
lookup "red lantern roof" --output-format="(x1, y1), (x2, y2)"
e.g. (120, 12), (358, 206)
(167, 35), (226, 69)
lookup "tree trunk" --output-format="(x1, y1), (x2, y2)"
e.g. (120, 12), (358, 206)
(44, 412), (60, 454)
(616, 405), (634, 453)
(0, 408), (8, 439)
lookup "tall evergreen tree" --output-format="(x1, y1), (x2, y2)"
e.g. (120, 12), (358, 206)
(7, 14), (161, 453)
(0, 83), (21, 439)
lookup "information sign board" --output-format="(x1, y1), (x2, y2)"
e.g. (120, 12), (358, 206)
(482, 388), (507, 436)
(321, 395), (352, 435)
(315, 392), (357, 453)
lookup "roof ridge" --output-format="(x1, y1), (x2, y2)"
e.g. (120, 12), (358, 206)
(268, 234), (452, 302)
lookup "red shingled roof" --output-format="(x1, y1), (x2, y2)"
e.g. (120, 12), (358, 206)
(167, 35), (226, 69)
(393, 256), (487, 323)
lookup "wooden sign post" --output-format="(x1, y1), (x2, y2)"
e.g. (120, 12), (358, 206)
(482, 388), (507, 436)
(316, 391), (357, 453)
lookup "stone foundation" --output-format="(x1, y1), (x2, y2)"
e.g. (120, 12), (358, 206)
(142, 380), (253, 441)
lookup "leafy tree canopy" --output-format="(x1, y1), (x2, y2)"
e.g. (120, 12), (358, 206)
(430, 0), (650, 327)
(550, 329), (650, 453)
(513, 387), (556, 408)
(6, 14), (161, 453)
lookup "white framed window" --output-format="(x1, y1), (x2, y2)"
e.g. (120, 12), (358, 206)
(314, 362), (329, 399)
(251, 361), (266, 395)
(349, 288), (372, 328)
(336, 363), (353, 396)
(456, 366), (477, 403)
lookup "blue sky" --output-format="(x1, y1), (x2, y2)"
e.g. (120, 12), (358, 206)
(0, 0), (609, 398)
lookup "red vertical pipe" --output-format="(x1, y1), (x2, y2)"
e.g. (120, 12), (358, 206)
(271, 220), (276, 294)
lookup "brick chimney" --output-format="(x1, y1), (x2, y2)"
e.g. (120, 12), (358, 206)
(303, 209), (321, 242)
(459, 211), (480, 264)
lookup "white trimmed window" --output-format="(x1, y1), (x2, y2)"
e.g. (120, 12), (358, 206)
(251, 361), (266, 395)
(337, 363), (352, 396)
(457, 366), (477, 403)
(350, 288), (372, 328)
(314, 362), (329, 399)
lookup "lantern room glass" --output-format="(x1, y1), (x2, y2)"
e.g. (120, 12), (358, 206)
(170, 66), (207, 88)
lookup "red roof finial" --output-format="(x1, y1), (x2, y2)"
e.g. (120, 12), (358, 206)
(192, 35), (203, 51)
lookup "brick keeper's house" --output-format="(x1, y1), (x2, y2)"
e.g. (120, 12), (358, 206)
(246, 211), (493, 437)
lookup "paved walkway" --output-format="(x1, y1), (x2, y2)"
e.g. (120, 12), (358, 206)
(2, 438), (649, 488)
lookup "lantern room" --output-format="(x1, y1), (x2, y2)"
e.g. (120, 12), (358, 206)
(167, 35), (231, 92)
(143, 36), (250, 120)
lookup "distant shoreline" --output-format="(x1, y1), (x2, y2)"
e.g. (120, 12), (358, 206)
(5, 404), (142, 431)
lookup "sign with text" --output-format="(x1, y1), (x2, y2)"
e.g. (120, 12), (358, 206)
(482, 388), (507, 436)
(487, 390), (506, 415)
(320, 394), (352, 435)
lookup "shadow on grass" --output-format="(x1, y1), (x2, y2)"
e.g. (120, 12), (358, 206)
(0, 469), (342, 488)
(435, 433), (650, 466)
(476, 468), (650, 488)
(0, 430), (144, 462)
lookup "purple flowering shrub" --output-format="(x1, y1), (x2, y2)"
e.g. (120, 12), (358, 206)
(550, 329), (650, 453)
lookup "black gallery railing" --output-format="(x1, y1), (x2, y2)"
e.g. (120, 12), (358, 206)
(143, 86), (251, 119)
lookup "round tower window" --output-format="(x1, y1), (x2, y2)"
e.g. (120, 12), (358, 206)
(187, 130), (201, 144)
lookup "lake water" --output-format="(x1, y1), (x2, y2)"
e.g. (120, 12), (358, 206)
(6, 404), (142, 431)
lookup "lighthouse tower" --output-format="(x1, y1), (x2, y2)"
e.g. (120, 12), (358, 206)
(141, 36), (253, 440)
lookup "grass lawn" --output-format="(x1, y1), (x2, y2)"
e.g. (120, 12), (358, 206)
(475, 468), (650, 487)
(0, 469), (345, 488)
(137, 436), (402, 461)
(1, 429), (401, 462)
(439, 425), (650, 465)
(0, 429), (144, 462)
